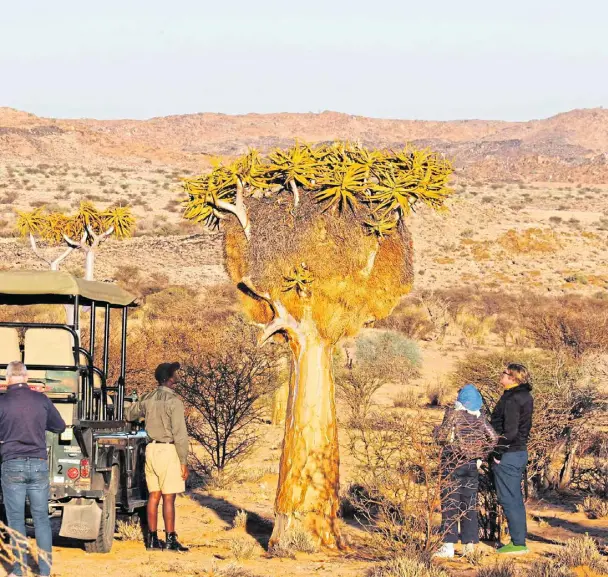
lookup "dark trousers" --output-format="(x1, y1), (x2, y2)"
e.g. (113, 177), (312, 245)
(493, 450), (528, 546)
(441, 461), (479, 544)
(1, 458), (52, 576)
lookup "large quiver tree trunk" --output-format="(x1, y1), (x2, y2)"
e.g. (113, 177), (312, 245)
(270, 314), (342, 548)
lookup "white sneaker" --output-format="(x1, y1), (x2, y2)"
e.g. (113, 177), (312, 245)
(433, 543), (455, 558)
(462, 543), (476, 556)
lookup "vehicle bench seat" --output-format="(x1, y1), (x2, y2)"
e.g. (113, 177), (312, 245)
(0, 327), (21, 390)
(24, 328), (78, 393)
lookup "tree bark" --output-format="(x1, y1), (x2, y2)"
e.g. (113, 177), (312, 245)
(269, 318), (342, 548)
(271, 361), (291, 426)
(558, 440), (579, 490)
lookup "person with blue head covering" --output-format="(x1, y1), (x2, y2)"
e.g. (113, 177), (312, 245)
(433, 383), (498, 559)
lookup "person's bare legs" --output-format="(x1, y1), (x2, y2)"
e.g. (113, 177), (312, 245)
(162, 493), (176, 533)
(147, 491), (162, 531)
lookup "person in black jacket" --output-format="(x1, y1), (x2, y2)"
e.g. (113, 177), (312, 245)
(0, 361), (66, 577)
(490, 363), (533, 555)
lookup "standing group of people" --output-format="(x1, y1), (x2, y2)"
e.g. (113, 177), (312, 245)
(0, 360), (190, 577)
(434, 363), (534, 558)
(0, 358), (533, 575)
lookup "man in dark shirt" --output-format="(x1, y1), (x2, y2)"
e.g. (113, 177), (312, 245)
(0, 361), (66, 577)
(490, 363), (534, 555)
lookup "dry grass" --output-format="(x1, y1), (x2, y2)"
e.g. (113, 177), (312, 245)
(525, 559), (575, 577)
(554, 535), (608, 573)
(476, 561), (518, 577)
(116, 517), (144, 542)
(227, 536), (259, 561)
(366, 556), (450, 577)
(393, 389), (419, 409)
(577, 495), (608, 519)
(232, 510), (248, 530)
(463, 547), (485, 567)
(210, 563), (260, 577)
(455, 310), (496, 345)
(425, 380), (449, 407)
(268, 525), (318, 556)
(498, 228), (562, 254)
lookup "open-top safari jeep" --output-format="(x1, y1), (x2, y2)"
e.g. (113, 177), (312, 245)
(0, 270), (147, 553)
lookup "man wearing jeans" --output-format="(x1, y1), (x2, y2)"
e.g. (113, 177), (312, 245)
(0, 361), (66, 577)
(491, 363), (534, 555)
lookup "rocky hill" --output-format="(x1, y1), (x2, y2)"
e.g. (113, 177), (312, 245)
(1, 107), (608, 183)
(1, 107), (607, 295)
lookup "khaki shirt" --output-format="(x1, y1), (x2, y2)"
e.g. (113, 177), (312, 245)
(125, 386), (189, 465)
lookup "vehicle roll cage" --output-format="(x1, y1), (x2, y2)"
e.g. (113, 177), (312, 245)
(0, 295), (129, 422)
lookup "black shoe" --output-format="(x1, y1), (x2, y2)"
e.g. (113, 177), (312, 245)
(145, 531), (165, 551)
(166, 532), (189, 552)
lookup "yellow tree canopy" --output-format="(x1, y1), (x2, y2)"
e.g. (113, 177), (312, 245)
(16, 202), (136, 245)
(182, 142), (453, 344)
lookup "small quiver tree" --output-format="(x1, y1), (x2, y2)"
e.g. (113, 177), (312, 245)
(182, 142), (453, 547)
(16, 202), (136, 280)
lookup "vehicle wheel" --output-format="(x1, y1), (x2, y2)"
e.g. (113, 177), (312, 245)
(84, 467), (118, 553)
(83, 491), (116, 553)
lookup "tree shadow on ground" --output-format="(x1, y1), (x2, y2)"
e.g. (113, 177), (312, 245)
(533, 515), (608, 541)
(189, 491), (274, 549)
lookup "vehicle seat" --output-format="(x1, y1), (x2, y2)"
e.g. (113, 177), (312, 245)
(24, 328), (78, 393)
(54, 402), (76, 426)
(0, 327), (21, 390)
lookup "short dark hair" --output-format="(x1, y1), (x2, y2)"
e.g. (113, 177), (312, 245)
(155, 362), (180, 384)
(506, 363), (530, 386)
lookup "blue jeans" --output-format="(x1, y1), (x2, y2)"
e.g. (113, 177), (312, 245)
(493, 451), (528, 546)
(1, 458), (52, 576)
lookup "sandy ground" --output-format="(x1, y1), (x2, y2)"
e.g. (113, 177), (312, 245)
(2, 340), (606, 577)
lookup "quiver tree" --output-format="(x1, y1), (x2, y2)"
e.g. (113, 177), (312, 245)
(16, 202), (136, 280)
(182, 142), (453, 547)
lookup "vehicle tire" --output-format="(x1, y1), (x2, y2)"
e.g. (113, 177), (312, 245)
(84, 467), (118, 553)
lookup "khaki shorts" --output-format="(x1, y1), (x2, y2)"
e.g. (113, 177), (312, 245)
(145, 442), (185, 495)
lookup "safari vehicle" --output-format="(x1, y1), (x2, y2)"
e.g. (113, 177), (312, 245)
(0, 270), (147, 553)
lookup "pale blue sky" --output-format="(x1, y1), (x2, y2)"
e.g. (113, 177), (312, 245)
(2, 0), (607, 121)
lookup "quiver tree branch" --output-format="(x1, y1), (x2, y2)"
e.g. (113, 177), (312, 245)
(64, 226), (114, 281)
(16, 202), (135, 280)
(289, 180), (300, 208)
(29, 233), (76, 271)
(238, 278), (301, 345)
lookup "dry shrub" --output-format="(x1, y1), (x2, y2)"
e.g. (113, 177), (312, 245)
(455, 310), (496, 345)
(232, 510), (248, 530)
(347, 412), (463, 557)
(336, 330), (420, 423)
(116, 517), (144, 542)
(523, 296), (608, 358)
(227, 536), (259, 561)
(367, 556), (450, 577)
(268, 525), (317, 556)
(177, 339), (280, 472)
(0, 520), (50, 575)
(393, 390), (419, 409)
(498, 228), (561, 254)
(113, 264), (171, 297)
(377, 301), (436, 341)
(554, 535), (608, 574)
(211, 563), (260, 577)
(464, 546), (485, 567)
(476, 561), (518, 577)
(526, 559), (575, 577)
(425, 380), (449, 407)
(578, 496), (608, 519)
